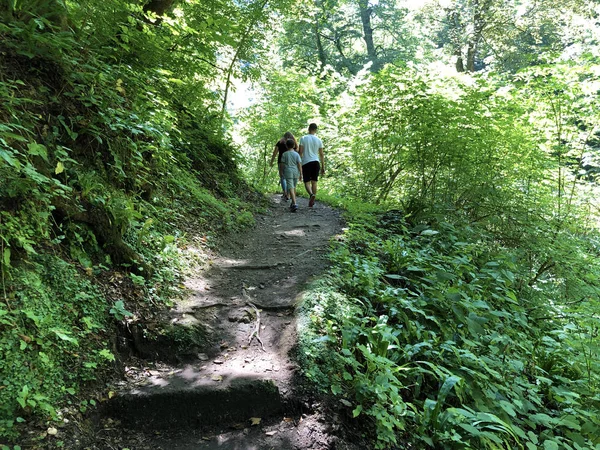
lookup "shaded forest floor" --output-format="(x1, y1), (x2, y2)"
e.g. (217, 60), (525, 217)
(42, 194), (365, 449)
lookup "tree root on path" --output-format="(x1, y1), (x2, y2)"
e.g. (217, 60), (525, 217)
(227, 263), (281, 270)
(242, 287), (266, 352)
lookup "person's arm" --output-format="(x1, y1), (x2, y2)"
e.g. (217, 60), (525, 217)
(270, 145), (278, 166)
(319, 147), (325, 174)
(297, 160), (303, 179)
(298, 144), (304, 157)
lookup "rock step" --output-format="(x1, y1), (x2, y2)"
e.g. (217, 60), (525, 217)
(103, 378), (282, 430)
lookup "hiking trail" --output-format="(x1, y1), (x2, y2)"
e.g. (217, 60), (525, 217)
(83, 194), (356, 450)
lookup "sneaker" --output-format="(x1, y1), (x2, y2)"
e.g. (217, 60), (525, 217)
(291, 204), (298, 212)
(283, 194), (289, 201)
(308, 194), (316, 207)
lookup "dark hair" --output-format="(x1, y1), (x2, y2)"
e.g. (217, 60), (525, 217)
(280, 131), (297, 148)
(308, 123), (318, 132)
(285, 138), (295, 149)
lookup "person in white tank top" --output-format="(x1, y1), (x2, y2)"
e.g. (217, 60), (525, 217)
(298, 123), (325, 208)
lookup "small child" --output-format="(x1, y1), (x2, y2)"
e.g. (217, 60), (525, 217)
(280, 138), (303, 212)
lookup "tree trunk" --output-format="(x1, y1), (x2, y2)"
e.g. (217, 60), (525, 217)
(219, 0), (270, 131)
(314, 1), (328, 69)
(3, 0), (68, 28)
(143, 0), (177, 16)
(455, 50), (465, 72)
(333, 34), (358, 75)
(465, 0), (490, 72)
(358, 0), (377, 69)
(466, 42), (476, 71)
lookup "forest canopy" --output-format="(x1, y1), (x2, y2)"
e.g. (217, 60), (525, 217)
(1, 0), (600, 448)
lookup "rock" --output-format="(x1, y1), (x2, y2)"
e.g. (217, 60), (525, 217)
(228, 308), (255, 323)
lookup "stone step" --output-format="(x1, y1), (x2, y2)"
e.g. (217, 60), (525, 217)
(104, 376), (282, 430)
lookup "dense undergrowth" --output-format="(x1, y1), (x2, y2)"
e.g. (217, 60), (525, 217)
(298, 198), (600, 449)
(0, 2), (258, 442)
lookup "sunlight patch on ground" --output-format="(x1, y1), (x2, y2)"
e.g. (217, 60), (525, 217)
(278, 229), (307, 237)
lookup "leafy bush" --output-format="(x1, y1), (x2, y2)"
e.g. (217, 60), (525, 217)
(300, 213), (600, 449)
(0, 255), (111, 437)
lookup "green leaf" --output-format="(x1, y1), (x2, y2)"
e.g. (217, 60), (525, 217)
(498, 400), (516, 417)
(50, 328), (79, 345)
(27, 143), (48, 162)
(530, 413), (555, 427)
(3, 248), (10, 266)
(98, 349), (115, 361)
(544, 440), (559, 450)
(527, 431), (539, 444)
(558, 415), (581, 431)
(0, 149), (20, 167)
(438, 375), (461, 404)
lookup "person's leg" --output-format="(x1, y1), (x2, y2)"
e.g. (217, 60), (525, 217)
(302, 164), (313, 195)
(304, 181), (313, 195)
(288, 178), (298, 211)
(308, 162), (319, 207)
(279, 163), (287, 197)
(308, 181), (317, 207)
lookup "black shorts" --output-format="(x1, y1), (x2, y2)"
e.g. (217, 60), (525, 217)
(302, 161), (320, 182)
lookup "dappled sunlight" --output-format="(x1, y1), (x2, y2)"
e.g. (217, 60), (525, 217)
(101, 197), (343, 447)
(278, 228), (307, 237)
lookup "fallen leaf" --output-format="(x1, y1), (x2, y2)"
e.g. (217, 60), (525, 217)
(339, 399), (352, 407)
(213, 359), (224, 364)
(265, 430), (277, 436)
(249, 417), (261, 426)
(47, 427), (58, 436)
(108, 391), (115, 399)
(198, 353), (209, 361)
(283, 417), (294, 423)
(211, 375), (223, 382)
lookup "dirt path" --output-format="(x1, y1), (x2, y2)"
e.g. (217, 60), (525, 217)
(95, 195), (350, 449)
